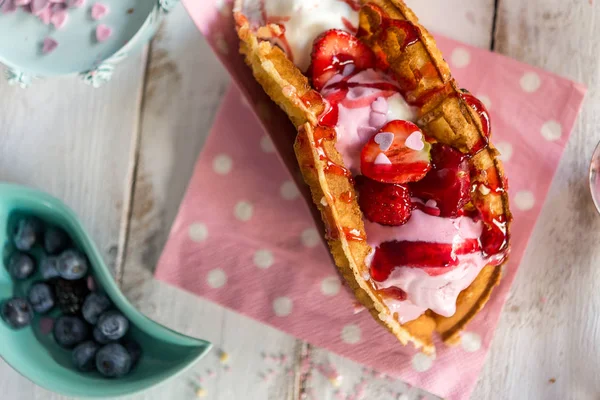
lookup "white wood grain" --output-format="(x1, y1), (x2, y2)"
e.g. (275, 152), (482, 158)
(473, 1), (600, 399)
(119, 7), (299, 400)
(0, 52), (148, 399)
(406, 0), (496, 48)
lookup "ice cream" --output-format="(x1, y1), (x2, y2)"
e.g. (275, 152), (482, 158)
(252, 0), (360, 71)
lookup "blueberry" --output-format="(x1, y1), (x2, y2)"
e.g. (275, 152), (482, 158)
(39, 256), (61, 280)
(53, 278), (89, 315)
(44, 226), (70, 255)
(123, 339), (142, 368)
(6, 252), (36, 280)
(1, 297), (33, 329)
(13, 217), (42, 251)
(96, 343), (132, 378)
(53, 315), (89, 349)
(93, 327), (111, 344)
(72, 341), (100, 372)
(82, 292), (111, 324)
(95, 310), (129, 342)
(27, 282), (55, 314)
(57, 250), (88, 280)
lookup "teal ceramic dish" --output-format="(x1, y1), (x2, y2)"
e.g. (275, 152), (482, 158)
(0, 183), (211, 398)
(0, 0), (178, 88)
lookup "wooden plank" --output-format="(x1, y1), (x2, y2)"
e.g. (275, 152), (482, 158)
(0, 52), (148, 398)
(120, 7), (299, 400)
(406, 0), (496, 48)
(473, 0), (600, 399)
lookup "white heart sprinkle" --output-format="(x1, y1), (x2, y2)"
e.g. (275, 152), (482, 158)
(405, 131), (424, 151)
(342, 64), (355, 76)
(425, 199), (437, 208)
(374, 132), (394, 151)
(374, 153), (392, 165)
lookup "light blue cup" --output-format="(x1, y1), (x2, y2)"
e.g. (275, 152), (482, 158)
(0, 0), (177, 87)
(0, 183), (211, 397)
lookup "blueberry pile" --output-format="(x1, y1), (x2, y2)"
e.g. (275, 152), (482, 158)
(1, 215), (141, 378)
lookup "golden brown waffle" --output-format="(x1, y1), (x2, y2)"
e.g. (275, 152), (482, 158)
(234, 0), (511, 354)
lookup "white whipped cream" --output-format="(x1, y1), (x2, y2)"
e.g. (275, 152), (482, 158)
(261, 0), (359, 71)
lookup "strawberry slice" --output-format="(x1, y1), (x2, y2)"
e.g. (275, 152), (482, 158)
(409, 143), (471, 217)
(355, 175), (412, 226)
(360, 120), (431, 184)
(310, 29), (376, 91)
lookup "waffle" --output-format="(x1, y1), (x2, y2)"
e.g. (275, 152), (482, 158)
(234, 0), (511, 354)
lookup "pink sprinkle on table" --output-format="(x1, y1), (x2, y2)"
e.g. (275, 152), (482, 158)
(96, 24), (112, 42)
(91, 2), (108, 20)
(42, 37), (58, 54)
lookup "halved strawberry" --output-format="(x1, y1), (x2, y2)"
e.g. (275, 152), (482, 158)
(355, 175), (412, 226)
(310, 30), (376, 91)
(360, 120), (431, 184)
(409, 143), (471, 217)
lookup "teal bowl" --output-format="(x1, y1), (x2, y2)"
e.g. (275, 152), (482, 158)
(0, 183), (211, 398)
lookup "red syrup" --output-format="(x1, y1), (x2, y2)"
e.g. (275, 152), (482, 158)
(369, 239), (481, 282)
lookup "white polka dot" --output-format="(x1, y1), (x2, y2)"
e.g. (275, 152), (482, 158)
(214, 33), (229, 55)
(461, 332), (482, 352)
(189, 223), (208, 242)
(273, 297), (293, 316)
(321, 276), (341, 296)
(541, 120), (562, 141)
(207, 269), (227, 288)
(514, 190), (535, 211)
(213, 154), (233, 175)
(260, 135), (275, 153)
(301, 228), (320, 248)
(495, 141), (513, 162)
(253, 249), (274, 269)
(451, 48), (471, 68)
(411, 352), (433, 372)
(234, 201), (253, 221)
(280, 180), (300, 200)
(341, 324), (361, 344)
(477, 94), (492, 110)
(520, 72), (541, 93)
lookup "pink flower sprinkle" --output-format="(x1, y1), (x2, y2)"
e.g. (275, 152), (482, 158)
(95, 24), (112, 43)
(42, 37), (58, 54)
(50, 8), (68, 28)
(90, 2), (108, 20)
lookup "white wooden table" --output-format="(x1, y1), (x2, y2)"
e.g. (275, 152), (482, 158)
(2, 1), (599, 398)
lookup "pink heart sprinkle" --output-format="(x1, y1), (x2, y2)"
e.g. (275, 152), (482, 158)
(50, 8), (68, 28)
(95, 24), (112, 42)
(1, 0), (17, 13)
(405, 131), (424, 151)
(90, 2), (108, 20)
(42, 37), (58, 54)
(374, 153), (392, 165)
(15, 0), (32, 6)
(374, 132), (394, 151)
(369, 111), (387, 128)
(371, 96), (388, 114)
(39, 317), (54, 334)
(38, 5), (51, 23)
(30, 0), (49, 15)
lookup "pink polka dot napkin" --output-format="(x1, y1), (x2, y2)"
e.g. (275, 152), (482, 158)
(155, 1), (586, 399)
